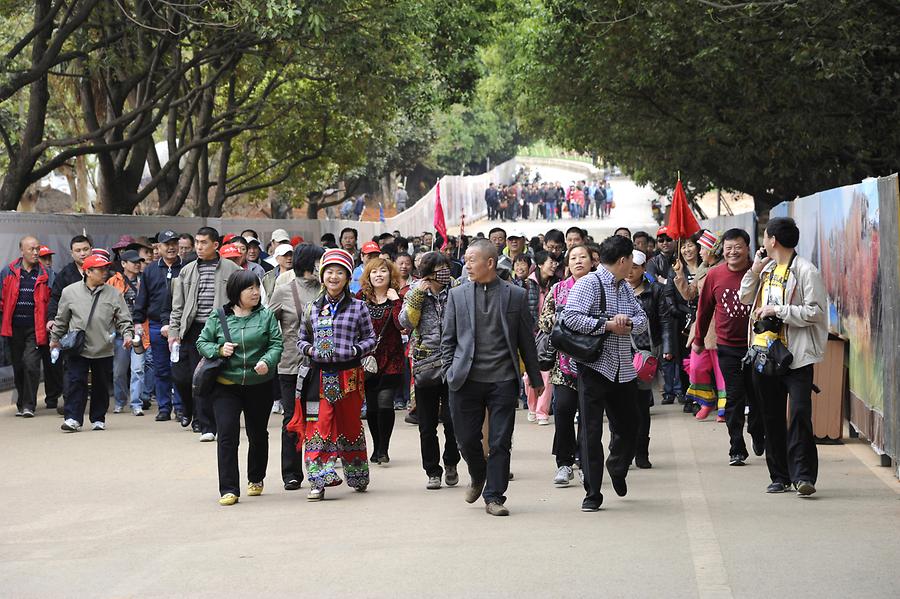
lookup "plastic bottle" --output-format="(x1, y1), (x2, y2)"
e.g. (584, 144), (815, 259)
(50, 347), (60, 364)
(170, 342), (180, 363)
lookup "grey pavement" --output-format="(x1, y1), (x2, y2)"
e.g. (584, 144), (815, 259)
(1, 387), (899, 598)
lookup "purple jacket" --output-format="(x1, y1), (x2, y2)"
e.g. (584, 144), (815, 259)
(298, 292), (376, 364)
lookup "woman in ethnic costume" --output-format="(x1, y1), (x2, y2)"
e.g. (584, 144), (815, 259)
(289, 249), (376, 501)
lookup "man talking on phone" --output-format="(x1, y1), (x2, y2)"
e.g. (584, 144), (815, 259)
(562, 235), (648, 512)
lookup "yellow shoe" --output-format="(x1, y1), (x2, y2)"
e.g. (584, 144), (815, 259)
(247, 482), (264, 497)
(219, 493), (239, 506)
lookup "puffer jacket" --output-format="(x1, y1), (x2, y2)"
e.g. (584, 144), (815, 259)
(739, 255), (828, 369)
(195, 304), (284, 386)
(399, 278), (459, 376)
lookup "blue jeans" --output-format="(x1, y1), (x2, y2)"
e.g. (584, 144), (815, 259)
(546, 201), (556, 221)
(661, 356), (684, 397)
(149, 320), (181, 413)
(142, 346), (155, 402)
(113, 335), (145, 409)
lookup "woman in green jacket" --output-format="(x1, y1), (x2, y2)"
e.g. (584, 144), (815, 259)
(197, 270), (283, 506)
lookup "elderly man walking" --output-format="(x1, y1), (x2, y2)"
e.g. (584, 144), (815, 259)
(441, 239), (543, 516)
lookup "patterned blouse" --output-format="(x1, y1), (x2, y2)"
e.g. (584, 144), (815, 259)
(298, 292), (376, 365)
(357, 293), (405, 375)
(538, 277), (578, 390)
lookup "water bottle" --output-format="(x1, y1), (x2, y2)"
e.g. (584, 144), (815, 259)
(50, 347), (60, 364)
(170, 342), (180, 363)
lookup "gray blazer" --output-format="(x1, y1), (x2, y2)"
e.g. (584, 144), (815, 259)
(440, 277), (542, 392)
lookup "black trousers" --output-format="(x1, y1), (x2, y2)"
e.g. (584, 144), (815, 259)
(717, 345), (764, 458)
(415, 381), (460, 477)
(552, 384), (579, 468)
(39, 344), (63, 407)
(753, 366), (818, 485)
(278, 373), (304, 484)
(449, 378), (518, 504)
(365, 373), (399, 459)
(174, 323), (215, 433)
(636, 388), (653, 460)
(65, 354), (113, 424)
(211, 381), (273, 496)
(9, 326), (42, 412)
(578, 367), (639, 503)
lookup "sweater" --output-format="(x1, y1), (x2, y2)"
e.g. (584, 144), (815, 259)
(693, 262), (752, 348)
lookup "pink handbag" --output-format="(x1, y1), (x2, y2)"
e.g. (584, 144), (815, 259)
(632, 348), (659, 382)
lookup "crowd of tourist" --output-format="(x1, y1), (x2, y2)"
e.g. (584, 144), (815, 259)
(1, 202), (828, 513)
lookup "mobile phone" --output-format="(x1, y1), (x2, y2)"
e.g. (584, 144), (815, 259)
(758, 249), (767, 259)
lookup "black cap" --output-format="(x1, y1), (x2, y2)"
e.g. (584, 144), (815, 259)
(120, 249), (144, 263)
(157, 230), (178, 243)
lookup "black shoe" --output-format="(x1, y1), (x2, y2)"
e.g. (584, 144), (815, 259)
(180, 416), (191, 428)
(611, 476), (628, 497)
(752, 437), (765, 457)
(175, 410), (184, 421)
(766, 482), (790, 493)
(682, 401), (694, 413)
(284, 479), (303, 491)
(729, 454), (747, 466)
(142, 399), (151, 410)
(378, 454), (390, 465)
(581, 496), (602, 512)
(635, 456), (652, 469)
(465, 479), (486, 503)
(45, 402), (58, 410)
(370, 453), (381, 464)
(155, 412), (171, 422)
(56, 405), (64, 416)
(648, 396), (655, 407)
(191, 421), (202, 433)
(795, 481), (817, 497)
(661, 395), (675, 405)
(404, 413), (419, 425)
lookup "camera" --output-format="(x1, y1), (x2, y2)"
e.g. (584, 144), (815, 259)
(753, 315), (784, 335)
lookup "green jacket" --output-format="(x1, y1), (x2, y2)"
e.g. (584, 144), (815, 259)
(196, 305), (284, 386)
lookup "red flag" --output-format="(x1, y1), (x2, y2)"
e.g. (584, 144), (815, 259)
(666, 179), (701, 240)
(434, 180), (448, 249)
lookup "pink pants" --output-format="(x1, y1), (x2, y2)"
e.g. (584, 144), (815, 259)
(524, 371), (552, 419)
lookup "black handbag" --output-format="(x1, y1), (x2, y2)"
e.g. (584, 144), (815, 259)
(536, 329), (556, 371)
(192, 308), (232, 397)
(753, 339), (793, 377)
(550, 275), (608, 363)
(58, 292), (101, 356)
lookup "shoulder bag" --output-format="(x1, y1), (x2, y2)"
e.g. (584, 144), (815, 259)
(192, 308), (232, 397)
(362, 302), (390, 380)
(413, 293), (445, 387)
(58, 291), (101, 357)
(550, 274), (608, 363)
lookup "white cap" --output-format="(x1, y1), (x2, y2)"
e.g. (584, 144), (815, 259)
(632, 250), (647, 266)
(271, 228), (290, 244)
(273, 244), (294, 258)
(508, 231), (528, 240)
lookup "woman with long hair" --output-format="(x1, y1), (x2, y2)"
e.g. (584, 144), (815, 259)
(666, 231), (704, 411)
(356, 257), (406, 464)
(289, 249), (376, 501)
(538, 244), (592, 485)
(525, 251), (559, 425)
(196, 270), (284, 505)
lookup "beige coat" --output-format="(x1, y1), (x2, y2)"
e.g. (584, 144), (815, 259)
(169, 258), (241, 339)
(52, 281), (133, 359)
(268, 276), (321, 375)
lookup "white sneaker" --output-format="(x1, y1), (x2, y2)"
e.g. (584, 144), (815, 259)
(537, 418), (550, 426)
(271, 400), (283, 414)
(113, 406), (122, 414)
(61, 418), (81, 432)
(14, 410), (23, 417)
(132, 408), (144, 416)
(92, 421), (106, 431)
(527, 412), (537, 422)
(553, 465), (574, 486)
(22, 409), (35, 418)
(199, 432), (216, 442)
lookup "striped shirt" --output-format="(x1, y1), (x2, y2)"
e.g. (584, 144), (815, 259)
(561, 266), (648, 382)
(13, 266), (39, 327)
(194, 258), (218, 323)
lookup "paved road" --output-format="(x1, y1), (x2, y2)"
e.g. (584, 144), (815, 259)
(1, 389), (898, 598)
(466, 176), (660, 242)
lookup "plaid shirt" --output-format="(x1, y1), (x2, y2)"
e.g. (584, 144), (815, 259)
(298, 292), (376, 363)
(561, 266), (647, 382)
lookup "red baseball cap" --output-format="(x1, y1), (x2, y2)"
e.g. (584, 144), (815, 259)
(361, 241), (381, 255)
(38, 246), (54, 257)
(656, 227), (670, 238)
(290, 235), (304, 246)
(83, 255), (112, 270)
(220, 244), (242, 259)
(222, 233), (237, 244)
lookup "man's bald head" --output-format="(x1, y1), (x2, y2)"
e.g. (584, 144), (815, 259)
(19, 236), (40, 268)
(465, 239), (498, 284)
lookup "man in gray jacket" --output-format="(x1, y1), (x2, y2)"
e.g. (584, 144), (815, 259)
(741, 217), (828, 497)
(169, 227), (241, 440)
(441, 239), (542, 516)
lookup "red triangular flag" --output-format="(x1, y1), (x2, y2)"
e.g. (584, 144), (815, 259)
(666, 179), (701, 240)
(434, 180), (448, 249)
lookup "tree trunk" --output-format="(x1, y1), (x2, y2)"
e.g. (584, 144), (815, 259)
(76, 155), (92, 213)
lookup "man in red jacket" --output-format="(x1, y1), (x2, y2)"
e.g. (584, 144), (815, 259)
(692, 228), (765, 466)
(0, 236), (51, 417)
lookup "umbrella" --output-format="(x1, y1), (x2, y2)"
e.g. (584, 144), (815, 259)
(666, 178), (701, 240)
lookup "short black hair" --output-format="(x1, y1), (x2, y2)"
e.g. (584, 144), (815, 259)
(598, 235), (634, 265)
(544, 229), (564, 245)
(513, 253), (533, 268)
(488, 227), (507, 238)
(340, 227), (358, 241)
(320, 233), (337, 248)
(225, 269), (260, 307)
(178, 233), (195, 244)
(765, 217), (800, 249)
(229, 236), (248, 249)
(395, 251), (412, 263)
(240, 229), (259, 239)
(632, 231), (651, 243)
(566, 226), (585, 238)
(70, 234), (92, 249)
(614, 227), (632, 237)
(378, 232), (395, 242)
(293, 243), (325, 277)
(722, 228), (751, 246)
(379, 243), (398, 261)
(196, 226), (219, 243)
(418, 251), (451, 278)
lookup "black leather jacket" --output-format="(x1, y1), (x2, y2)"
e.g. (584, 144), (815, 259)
(634, 278), (673, 354)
